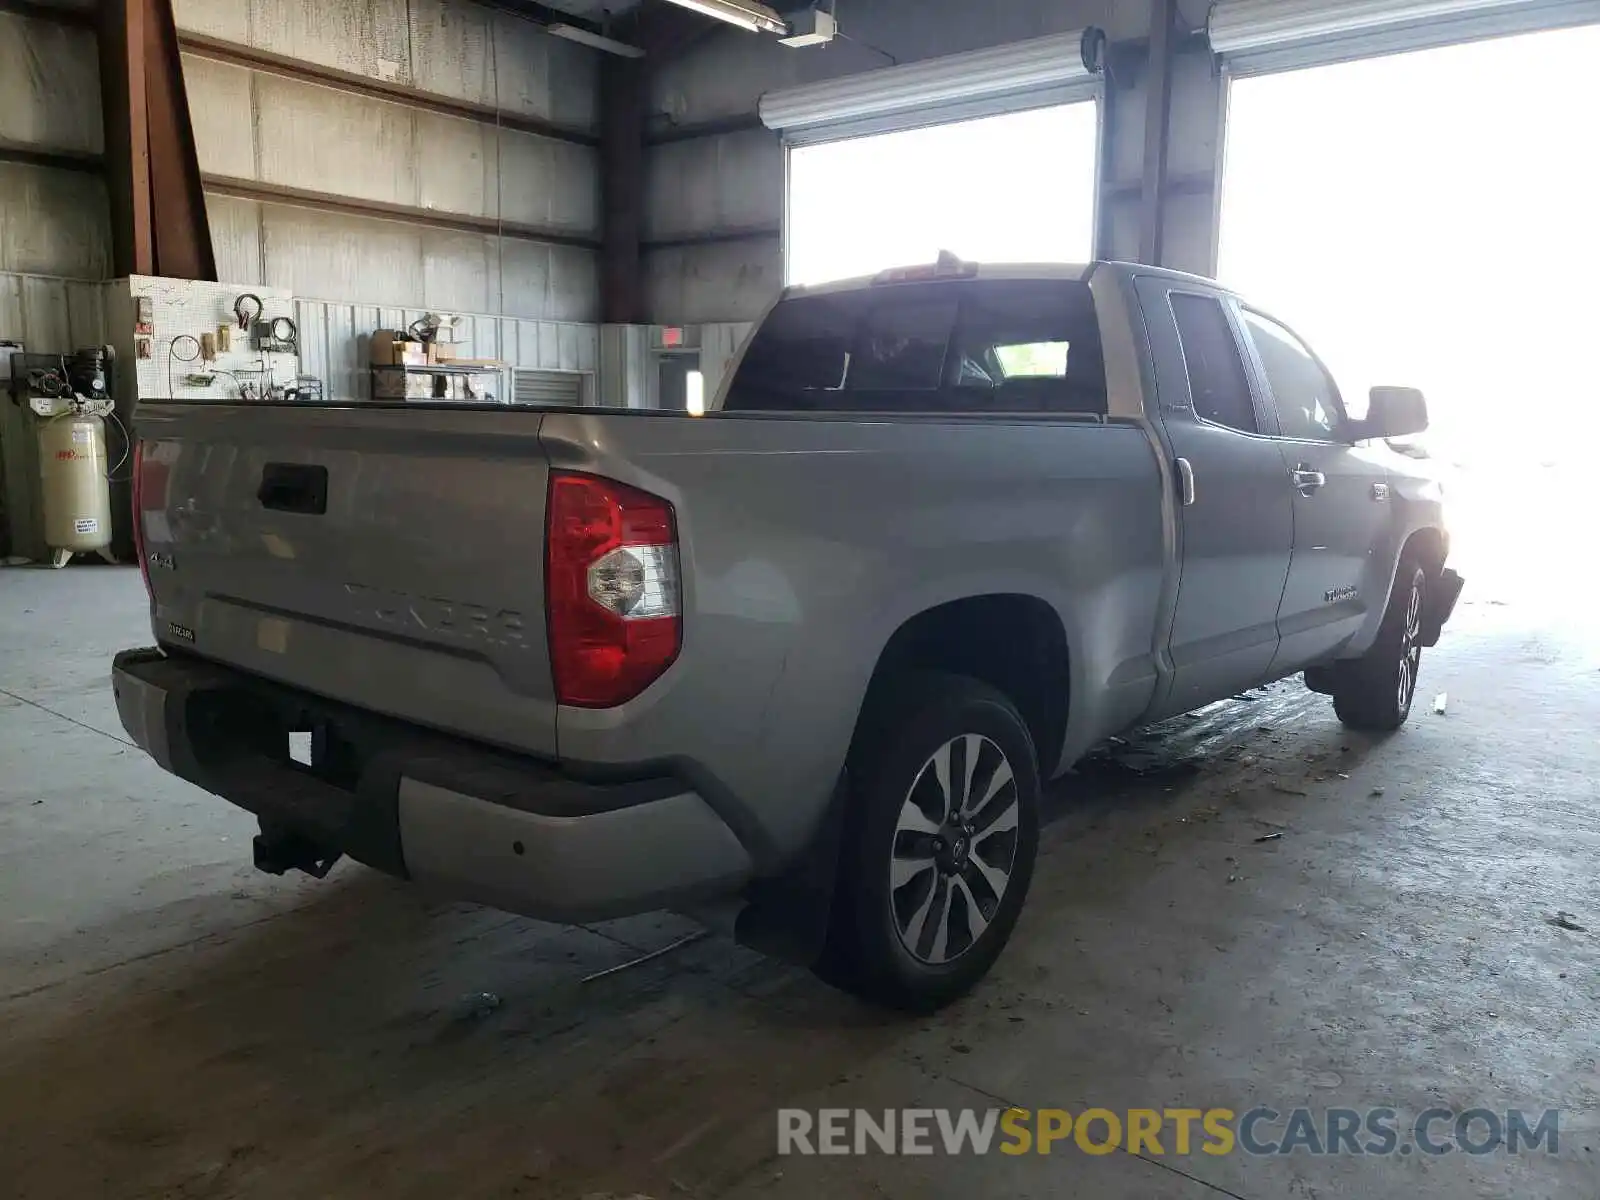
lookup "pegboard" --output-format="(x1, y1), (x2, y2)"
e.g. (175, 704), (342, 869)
(117, 277), (301, 403)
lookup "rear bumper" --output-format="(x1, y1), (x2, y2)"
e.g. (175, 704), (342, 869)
(112, 649), (753, 923)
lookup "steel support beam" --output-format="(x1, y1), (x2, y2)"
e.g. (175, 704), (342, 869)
(99, 0), (215, 280)
(598, 4), (723, 323)
(600, 56), (647, 324)
(1138, 0), (1179, 266)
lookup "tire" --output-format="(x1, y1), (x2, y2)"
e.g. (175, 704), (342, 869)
(1331, 559), (1428, 731)
(816, 672), (1041, 1012)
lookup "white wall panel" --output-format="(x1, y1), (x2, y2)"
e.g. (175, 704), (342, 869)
(496, 131), (600, 231)
(644, 131), (783, 240)
(0, 14), (102, 155)
(409, 0), (496, 110)
(170, 0), (249, 43)
(254, 75), (419, 206)
(0, 273), (107, 353)
(261, 205), (426, 304)
(250, 0), (414, 88)
(182, 56), (259, 180)
(644, 241), (782, 327)
(205, 195), (265, 285)
(414, 112), (497, 217)
(421, 230), (498, 313)
(0, 164), (110, 279)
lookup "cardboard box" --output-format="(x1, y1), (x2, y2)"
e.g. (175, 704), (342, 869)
(431, 342), (457, 363)
(370, 330), (427, 366)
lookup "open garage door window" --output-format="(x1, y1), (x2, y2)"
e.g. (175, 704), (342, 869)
(762, 31), (1105, 287)
(1210, 0), (1600, 72)
(1218, 21), (1600, 469)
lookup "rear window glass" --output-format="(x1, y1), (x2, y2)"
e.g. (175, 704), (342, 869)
(725, 279), (1105, 415)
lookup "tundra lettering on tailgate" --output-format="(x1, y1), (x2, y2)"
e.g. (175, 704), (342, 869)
(343, 582), (528, 646)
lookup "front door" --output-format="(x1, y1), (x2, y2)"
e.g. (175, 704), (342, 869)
(1136, 280), (1295, 719)
(1236, 308), (1391, 670)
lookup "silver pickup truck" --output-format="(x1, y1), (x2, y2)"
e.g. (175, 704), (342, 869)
(114, 260), (1462, 1010)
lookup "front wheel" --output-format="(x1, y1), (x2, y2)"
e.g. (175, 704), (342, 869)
(1332, 561), (1427, 731)
(818, 673), (1041, 1012)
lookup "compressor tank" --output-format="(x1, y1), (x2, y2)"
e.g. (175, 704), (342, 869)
(37, 412), (112, 556)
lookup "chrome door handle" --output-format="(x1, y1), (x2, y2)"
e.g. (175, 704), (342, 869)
(1176, 457), (1196, 507)
(1291, 464), (1326, 495)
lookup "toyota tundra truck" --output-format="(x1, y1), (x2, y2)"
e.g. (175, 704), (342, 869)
(113, 259), (1463, 1011)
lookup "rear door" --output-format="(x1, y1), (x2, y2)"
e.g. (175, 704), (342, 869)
(1236, 308), (1391, 669)
(1136, 279), (1294, 718)
(136, 402), (560, 758)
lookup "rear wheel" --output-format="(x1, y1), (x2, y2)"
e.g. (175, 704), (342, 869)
(1332, 560), (1427, 731)
(817, 673), (1040, 1012)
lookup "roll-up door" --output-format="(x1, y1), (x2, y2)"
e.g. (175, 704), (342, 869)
(1210, 0), (1600, 73)
(759, 28), (1106, 144)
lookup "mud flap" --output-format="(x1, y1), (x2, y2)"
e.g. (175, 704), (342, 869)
(1420, 567), (1465, 648)
(732, 772), (849, 968)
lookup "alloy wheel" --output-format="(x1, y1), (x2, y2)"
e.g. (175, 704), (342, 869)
(889, 734), (1021, 965)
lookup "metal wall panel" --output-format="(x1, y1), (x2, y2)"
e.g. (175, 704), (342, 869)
(643, 240), (782, 327)
(183, 57), (260, 181)
(253, 74), (420, 206)
(0, 164), (111, 280)
(261, 204), (427, 304)
(248, 0), (415, 89)
(204, 195), (265, 285)
(294, 296), (598, 400)
(170, 0), (250, 43)
(0, 13), (103, 155)
(495, 129), (601, 231)
(169, 0), (602, 323)
(0, 273), (107, 352)
(644, 130), (783, 242)
(174, 0), (597, 130)
(414, 111), (497, 218)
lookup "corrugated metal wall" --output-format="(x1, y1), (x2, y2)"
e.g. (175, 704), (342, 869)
(0, 273), (107, 355)
(0, 1), (600, 330)
(175, 0), (601, 321)
(295, 297), (597, 401)
(0, 12), (110, 282)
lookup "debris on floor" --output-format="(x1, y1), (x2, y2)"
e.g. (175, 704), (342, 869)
(1433, 693), (1449, 715)
(1254, 833), (1284, 843)
(452, 991), (502, 1022)
(581, 930), (710, 983)
(1547, 912), (1589, 932)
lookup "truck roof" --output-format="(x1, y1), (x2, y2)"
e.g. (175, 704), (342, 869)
(782, 259), (1226, 300)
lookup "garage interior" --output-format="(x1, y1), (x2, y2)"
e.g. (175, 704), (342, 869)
(2, 0), (1598, 1195)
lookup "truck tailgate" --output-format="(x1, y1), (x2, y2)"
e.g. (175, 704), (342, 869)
(136, 402), (558, 758)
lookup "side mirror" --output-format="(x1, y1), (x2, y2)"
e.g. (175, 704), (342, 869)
(1354, 386), (1428, 440)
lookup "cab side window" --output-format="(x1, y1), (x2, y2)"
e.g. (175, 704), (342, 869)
(1170, 293), (1258, 434)
(1241, 310), (1343, 441)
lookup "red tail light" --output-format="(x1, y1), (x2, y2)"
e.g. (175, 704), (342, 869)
(546, 472), (681, 708)
(132, 439), (151, 602)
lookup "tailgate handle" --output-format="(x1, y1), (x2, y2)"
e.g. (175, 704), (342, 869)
(258, 463), (328, 515)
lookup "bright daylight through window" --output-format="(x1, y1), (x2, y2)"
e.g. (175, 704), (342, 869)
(1218, 23), (1600, 467)
(786, 103), (1099, 287)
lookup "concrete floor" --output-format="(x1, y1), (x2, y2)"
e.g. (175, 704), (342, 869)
(2, 481), (1597, 1199)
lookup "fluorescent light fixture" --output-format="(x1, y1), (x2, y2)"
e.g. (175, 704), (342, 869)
(685, 370), (706, 416)
(660, 0), (789, 35)
(547, 23), (645, 58)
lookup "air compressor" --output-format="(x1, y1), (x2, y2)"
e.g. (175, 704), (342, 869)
(13, 349), (118, 568)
